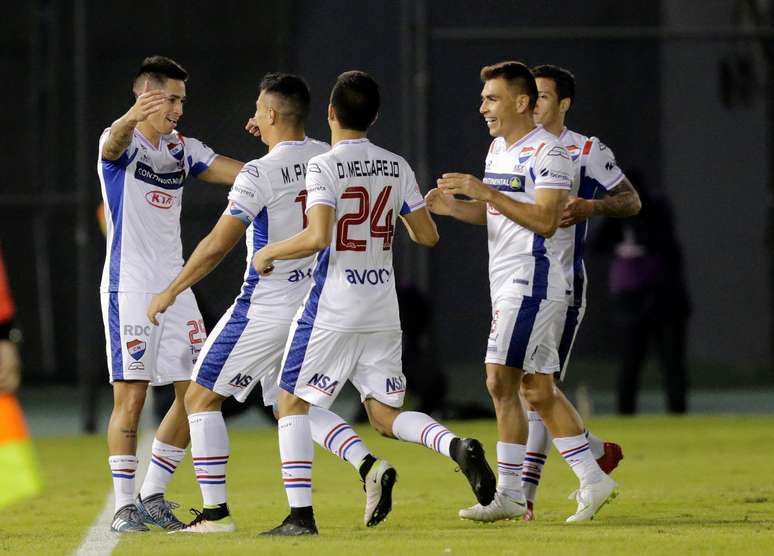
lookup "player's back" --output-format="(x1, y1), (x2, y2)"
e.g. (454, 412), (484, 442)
(226, 137), (329, 322)
(98, 128), (215, 294)
(301, 138), (425, 333)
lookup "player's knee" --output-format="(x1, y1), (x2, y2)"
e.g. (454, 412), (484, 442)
(486, 373), (516, 401)
(184, 383), (220, 414)
(520, 376), (555, 408)
(114, 388), (147, 418)
(364, 400), (399, 438)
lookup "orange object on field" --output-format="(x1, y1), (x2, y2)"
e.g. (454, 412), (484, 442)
(0, 393), (29, 443)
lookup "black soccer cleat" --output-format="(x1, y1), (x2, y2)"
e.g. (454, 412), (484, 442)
(261, 512), (318, 536)
(450, 437), (496, 506)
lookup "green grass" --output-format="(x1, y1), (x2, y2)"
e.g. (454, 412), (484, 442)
(2, 416), (774, 555)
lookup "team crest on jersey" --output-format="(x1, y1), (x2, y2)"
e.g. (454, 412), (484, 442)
(167, 142), (184, 161)
(126, 339), (146, 361)
(566, 144), (580, 161)
(518, 146), (535, 163)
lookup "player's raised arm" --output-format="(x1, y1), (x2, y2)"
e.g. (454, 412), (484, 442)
(252, 204), (334, 275)
(102, 80), (167, 161)
(197, 155), (245, 186)
(147, 214), (246, 325)
(425, 187), (487, 225)
(400, 207), (439, 247)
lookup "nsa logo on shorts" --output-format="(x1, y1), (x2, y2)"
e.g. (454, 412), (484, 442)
(307, 373), (338, 396)
(126, 339), (146, 361)
(385, 376), (406, 395)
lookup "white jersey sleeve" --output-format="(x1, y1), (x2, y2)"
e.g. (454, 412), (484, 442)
(399, 166), (426, 215)
(305, 158), (339, 209)
(225, 162), (273, 225)
(533, 144), (573, 190)
(183, 136), (217, 178)
(583, 137), (624, 191)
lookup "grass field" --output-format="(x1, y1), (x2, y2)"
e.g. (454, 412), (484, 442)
(1, 416), (773, 555)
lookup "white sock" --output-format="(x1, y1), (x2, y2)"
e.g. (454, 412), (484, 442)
(553, 433), (605, 485)
(309, 406), (371, 469)
(586, 430), (604, 459)
(496, 441), (525, 499)
(522, 411), (551, 503)
(279, 414), (313, 508)
(189, 411), (229, 506)
(392, 411), (455, 458)
(139, 438), (186, 499)
(109, 455), (138, 512)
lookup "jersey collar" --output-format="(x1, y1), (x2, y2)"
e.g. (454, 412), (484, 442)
(275, 137), (310, 149)
(506, 125), (543, 151)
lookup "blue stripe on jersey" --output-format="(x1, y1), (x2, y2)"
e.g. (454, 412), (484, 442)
(108, 292), (123, 380)
(280, 247), (331, 393)
(571, 170), (602, 306)
(558, 304), (581, 371)
(505, 296), (541, 368)
(102, 152), (135, 291)
(190, 161), (209, 177)
(195, 207), (268, 390)
(531, 235), (549, 299)
(400, 201), (411, 216)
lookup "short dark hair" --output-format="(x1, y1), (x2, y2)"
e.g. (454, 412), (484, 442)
(259, 72), (311, 126)
(532, 64), (576, 103)
(133, 56), (188, 90)
(330, 71), (380, 131)
(480, 61), (538, 109)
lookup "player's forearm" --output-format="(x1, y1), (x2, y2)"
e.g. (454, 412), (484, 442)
(592, 179), (641, 218)
(199, 156), (245, 186)
(449, 199), (487, 225)
(265, 228), (328, 261)
(102, 113), (139, 160)
(167, 235), (229, 296)
(488, 191), (562, 237)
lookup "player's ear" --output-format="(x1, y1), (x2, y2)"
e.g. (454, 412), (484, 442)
(327, 103), (336, 122)
(370, 112), (379, 127)
(559, 97), (572, 115)
(268, 107), (277, 125)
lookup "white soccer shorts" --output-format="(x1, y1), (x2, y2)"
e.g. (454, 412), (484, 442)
(485, 295), (568, 374)
(191, 300), (288, 405)
(101, 289), (205, 385)
(278, 321), (406, 410)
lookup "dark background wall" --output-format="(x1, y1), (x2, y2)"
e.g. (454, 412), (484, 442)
(0, 1), (770, 399)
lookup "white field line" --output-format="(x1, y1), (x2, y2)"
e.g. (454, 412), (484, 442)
(73, 393), (155, 556)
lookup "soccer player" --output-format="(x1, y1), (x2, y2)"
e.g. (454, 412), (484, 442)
(98, 56), (244, 532)
(426, 61), (617, 523)
(516, 63), (640, 520)
(147, 72), (395, 533)
(254, 71), (496, 536)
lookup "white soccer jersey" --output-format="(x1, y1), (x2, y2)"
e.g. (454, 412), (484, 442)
(299, 138), (426, 333)
(554, 128), (626, 307)
(98, 128), (216, 293)
(484, 125), (573, 302)
(224, 137), (330, 322)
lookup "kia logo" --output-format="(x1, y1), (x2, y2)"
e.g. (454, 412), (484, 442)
(145, 191), (174, 209)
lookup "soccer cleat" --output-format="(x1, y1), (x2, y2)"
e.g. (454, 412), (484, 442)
(522, 500), (535, 522)
(110, 504), (150, 533)
(261, 513), (318, 536)
(363, 459), (398, 527)
(136, 493), (185, 530)
(174, 508), (236, 533)
(450, 437), (496, 505)
(458, 491), (527, 523)
(565, 474), (618, 523)
(596, 442), (624, 475)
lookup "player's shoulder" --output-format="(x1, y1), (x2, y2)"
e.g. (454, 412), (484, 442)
(560, 128), (589, 162)
(235, 158), (268, 185)
(307, 137), (331, 153)
(488, 137), (507, 155)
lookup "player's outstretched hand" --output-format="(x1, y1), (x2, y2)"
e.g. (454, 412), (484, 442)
(560, 196), (593, 227)
(425, 188), (455, 216)
(147, 290), (176, 326)
(252, 250), (275, 276)
(437, 173), (491, 202)
(127, 80), (167, 123)
(245, 117), (261, 138)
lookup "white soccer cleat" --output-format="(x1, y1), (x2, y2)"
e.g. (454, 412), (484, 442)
(458, 491), (527, 522)
(565, 474), (618, 523)
(173, 509), (236, 533)
(364, 459), (398, 527)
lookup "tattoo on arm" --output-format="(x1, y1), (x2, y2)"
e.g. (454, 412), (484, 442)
(102, 117), (136, 160)
(593, 178), (641, 218)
